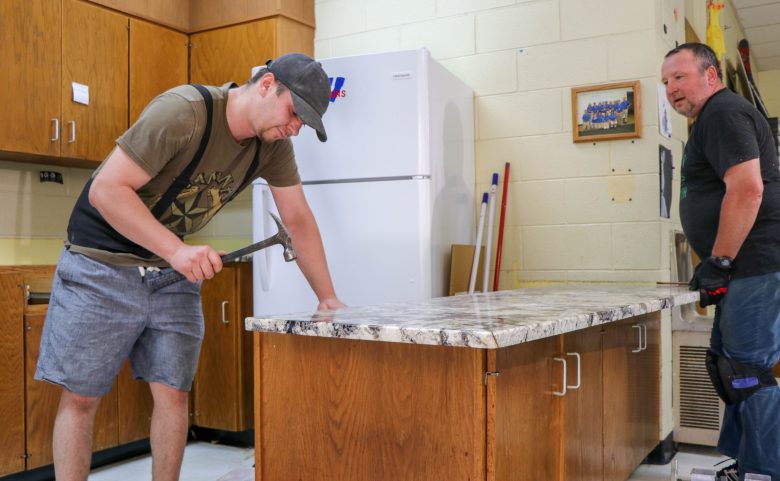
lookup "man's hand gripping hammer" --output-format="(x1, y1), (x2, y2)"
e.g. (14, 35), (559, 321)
(146, 212), (296, 292)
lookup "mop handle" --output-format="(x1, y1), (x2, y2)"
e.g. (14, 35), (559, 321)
(468, 192), (488, 294)
(493, 163), (511, 291)
(483, 173), (499, 293)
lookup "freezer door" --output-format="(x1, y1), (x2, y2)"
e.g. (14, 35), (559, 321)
(291, 49), (427, 181)
(253, 179), (432, 316)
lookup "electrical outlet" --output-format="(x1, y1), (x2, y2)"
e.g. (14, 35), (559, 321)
(39, 171), (63, 184)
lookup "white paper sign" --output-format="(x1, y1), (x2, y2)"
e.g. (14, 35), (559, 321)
(72, 82), (89, 105)
(657, 83), (672, 139)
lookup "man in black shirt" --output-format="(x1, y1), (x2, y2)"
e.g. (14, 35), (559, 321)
(662, 42), (780, 479)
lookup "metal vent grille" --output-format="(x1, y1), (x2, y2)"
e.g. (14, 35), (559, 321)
(679, 346), (721, 430)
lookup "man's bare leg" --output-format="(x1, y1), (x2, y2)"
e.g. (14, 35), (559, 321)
(149, 382), (190, 481)
(52, 390), (101, 481)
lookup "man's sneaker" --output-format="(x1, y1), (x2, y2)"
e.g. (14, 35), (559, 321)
(715, 460), (739, 481)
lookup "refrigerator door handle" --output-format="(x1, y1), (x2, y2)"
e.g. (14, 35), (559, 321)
(257, 188), (272, 291)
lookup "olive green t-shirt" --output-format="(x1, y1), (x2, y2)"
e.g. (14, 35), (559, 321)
(69, 83), (300, 266)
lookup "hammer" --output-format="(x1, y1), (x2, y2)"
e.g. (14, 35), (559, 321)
(146, 211), (296, 292)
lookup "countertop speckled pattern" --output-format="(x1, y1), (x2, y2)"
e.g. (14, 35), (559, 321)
(245, 284), (699, 349)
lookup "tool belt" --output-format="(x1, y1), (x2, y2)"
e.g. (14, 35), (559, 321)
(705, 349), (777, 405)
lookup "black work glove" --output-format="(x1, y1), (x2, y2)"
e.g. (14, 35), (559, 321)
(689, 256), (732, 307)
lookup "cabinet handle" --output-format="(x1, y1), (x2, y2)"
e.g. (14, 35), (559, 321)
(51, 118), (59, 142)
(640, 323), (647, 351)
(221, 300), (229, 324)
(566, 352), (581, 389)
(632, 324), (643, 353)
(552, 357), (567, 396)
(67, 120), (76, 143)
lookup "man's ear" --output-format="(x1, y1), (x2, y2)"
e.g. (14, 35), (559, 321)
(258, 72), (275, 96)
(706, 65), (720, 86)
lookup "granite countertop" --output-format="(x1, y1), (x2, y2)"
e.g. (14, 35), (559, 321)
(245, 284), (699, 349)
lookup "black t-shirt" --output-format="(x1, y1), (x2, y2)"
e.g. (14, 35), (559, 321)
(680, 88), (780, 278)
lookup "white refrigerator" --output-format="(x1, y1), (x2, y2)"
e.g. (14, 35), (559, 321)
(252, 48), (475, 316)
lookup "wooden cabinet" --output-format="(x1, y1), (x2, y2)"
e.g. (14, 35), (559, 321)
(190, 16), (314, 86)
(0, 272), (28, 476)
(254, 312), (663, 481)
(563, 326), (604, 481)
(129, 19), (189, 124)
(60, 0), (128, 165)
(493, 336), (562, 481)
(0, 0), (62, 159)
(193, 263), (254, 431)
(603, 314), (660, 481)
(0, 0), (128, 167)
(0, 267), (122, 474)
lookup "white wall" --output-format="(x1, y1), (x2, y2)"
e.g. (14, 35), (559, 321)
(314, 0), (686, 287)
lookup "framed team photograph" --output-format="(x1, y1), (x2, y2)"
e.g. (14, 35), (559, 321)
(571, 81), (642, 142)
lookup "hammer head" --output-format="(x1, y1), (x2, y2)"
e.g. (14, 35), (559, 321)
(269, 212), (297, 262)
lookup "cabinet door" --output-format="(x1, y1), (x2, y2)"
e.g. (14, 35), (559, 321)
(0, 0), (61, 157)
(0, 275), (25, 476)
(195, 266), (241, 430)
(129, 19), (188, 124)
(494, 336), (562, 481)
(190, 19), (277, 85)
(563, 327), (604, 481)
(61, 0), (128, 163)
(602, 317), (657, 481)
(634, 313), (661, 456)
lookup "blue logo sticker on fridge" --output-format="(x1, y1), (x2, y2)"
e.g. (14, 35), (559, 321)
(329, 77), (346, 103)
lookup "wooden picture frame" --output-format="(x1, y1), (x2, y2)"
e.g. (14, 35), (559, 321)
(571, 81), (641, 142)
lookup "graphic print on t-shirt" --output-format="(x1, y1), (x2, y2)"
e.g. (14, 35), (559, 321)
(154, 171), (236, 236)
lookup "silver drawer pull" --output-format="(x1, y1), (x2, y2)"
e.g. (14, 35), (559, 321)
(553, 357), (567, 396)
(221, 300), (229, 324)
(566, 352), (581, 389)
(51, 118), (59, 142)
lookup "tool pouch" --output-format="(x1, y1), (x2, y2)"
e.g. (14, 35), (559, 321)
(705, 349), (777, 405)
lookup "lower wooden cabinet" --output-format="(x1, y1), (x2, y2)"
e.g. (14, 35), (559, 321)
(254, 313), (663, 481)
(0, 262), (254, 477)
(193, 263), (254, 431)
(494, 336), (562, 481)
(563, 325), (604, 481)
(603, 314), (660, 481)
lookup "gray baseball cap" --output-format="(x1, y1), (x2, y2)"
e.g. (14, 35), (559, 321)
(266, 53), (330, 142)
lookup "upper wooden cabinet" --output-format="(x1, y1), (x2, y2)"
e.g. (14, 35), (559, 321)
(0, 0), (127, 167)
(190, 16), (314, 86)
(1, 2), (314, 167)
(0, 0), (62, 159)
(129, 19), (189, 124)
(60, 0), (128, 165)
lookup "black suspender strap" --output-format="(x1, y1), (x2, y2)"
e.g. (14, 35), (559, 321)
(150, 84), (214, 219)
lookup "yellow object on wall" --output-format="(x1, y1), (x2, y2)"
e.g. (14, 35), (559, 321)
(706, 0), (726, 75)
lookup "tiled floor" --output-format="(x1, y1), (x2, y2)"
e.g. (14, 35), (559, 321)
(628, 444), (732, 480)
(86, 441), (729, 481)
(87, 442), (254, 481)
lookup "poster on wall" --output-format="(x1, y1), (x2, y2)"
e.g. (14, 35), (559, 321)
(657, 83), (672, 139)
(659, 145), (673, 218)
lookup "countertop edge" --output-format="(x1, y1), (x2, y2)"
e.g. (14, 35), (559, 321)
(245, 287), (699, 349)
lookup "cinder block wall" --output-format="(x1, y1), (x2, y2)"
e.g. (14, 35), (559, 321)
(314, 0), (688, 286)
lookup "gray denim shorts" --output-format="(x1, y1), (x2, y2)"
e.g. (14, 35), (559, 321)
(35, 248), (204, 397)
